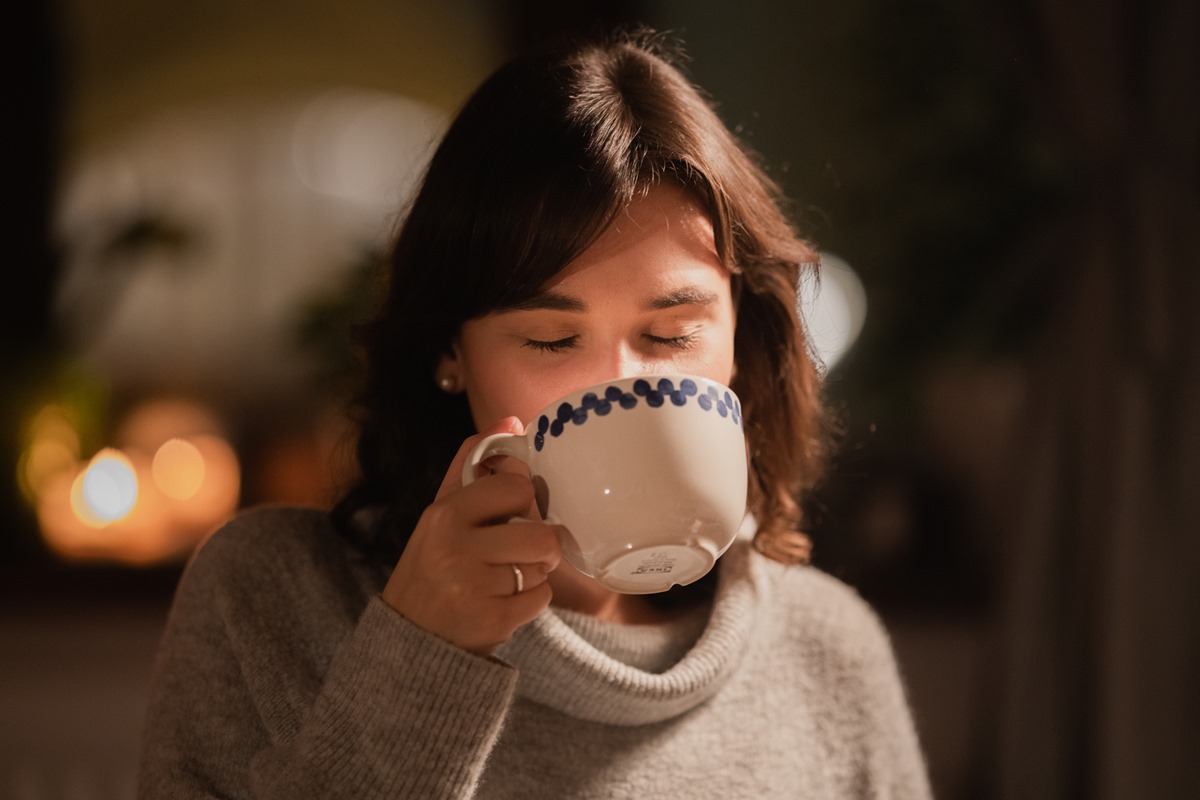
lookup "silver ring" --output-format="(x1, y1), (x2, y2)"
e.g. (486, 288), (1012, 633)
(510, 564), (524, 595)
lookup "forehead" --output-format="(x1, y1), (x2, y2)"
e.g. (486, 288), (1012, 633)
(549, 183), (722, 286)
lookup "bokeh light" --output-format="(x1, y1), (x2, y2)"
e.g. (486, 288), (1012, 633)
(28, 397), (242, 565)
(75, 449), (138, 525)
(798, 252), (868, 373)
(165, 433), (240, 530)
(152, 438), (205, 500)
(17, 404), (82, 502)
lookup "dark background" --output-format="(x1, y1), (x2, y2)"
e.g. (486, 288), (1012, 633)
(4, 1), (1197, 797)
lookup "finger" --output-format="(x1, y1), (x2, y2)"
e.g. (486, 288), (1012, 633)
(476, 521), (564, 571)
(444, 472), (539, 528)
(462, 582), (555, 654)
(435, 416), (525, 499)
(488, 561), (552, 598)
(500, 581), (555, 628)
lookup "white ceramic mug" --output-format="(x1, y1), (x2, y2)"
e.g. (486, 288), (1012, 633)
(462, 374), (748, 593)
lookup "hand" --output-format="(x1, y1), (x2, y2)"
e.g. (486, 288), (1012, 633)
(381, 417), (563, 656)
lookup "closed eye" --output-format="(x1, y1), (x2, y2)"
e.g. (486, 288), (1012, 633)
(523, 336), (579, 353)
(645, 332), (700, 350)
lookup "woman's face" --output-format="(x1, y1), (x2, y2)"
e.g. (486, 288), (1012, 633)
(443, 183), (736, 430)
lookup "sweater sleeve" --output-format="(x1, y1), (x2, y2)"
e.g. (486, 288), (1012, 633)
(138, 512), (518, 799)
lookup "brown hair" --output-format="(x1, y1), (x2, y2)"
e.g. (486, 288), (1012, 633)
(334, 29), (826, 568)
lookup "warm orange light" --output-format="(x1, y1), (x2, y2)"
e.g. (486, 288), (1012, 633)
(44, 455), (174, 565)
(20, 438), (77, 500)
(168, 434), (240, 529)
(153, 437), (206, 500)
(32, 397), (244, 566)
(40, 469), (96, 554)
(29, 405), (81, 450)
(117, 399), (223, 451)
(18, 404), (82, 502)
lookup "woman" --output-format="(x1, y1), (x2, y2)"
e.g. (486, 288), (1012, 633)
(140, 29), (931, 798)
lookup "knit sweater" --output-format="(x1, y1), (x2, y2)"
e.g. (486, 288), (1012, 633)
(138, 506), (931, 799)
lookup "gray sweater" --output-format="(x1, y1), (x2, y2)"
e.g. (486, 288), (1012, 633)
(139, 506), (931, 798)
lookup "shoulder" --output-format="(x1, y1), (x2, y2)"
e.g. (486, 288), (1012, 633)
(759, 557), (899, 672)
(757, 563), (932, 795)
(180, 504), (377, 609)
(192, 504), (340, 564)
(764, 556), (881, 627)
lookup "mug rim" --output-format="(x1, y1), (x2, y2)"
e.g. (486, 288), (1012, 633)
(530, 373), (742, 454)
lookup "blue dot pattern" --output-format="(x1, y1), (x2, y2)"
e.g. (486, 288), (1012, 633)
(533, 378), (742, 452)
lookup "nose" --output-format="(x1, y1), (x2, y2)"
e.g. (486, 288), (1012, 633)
(595, 341), (660, 384)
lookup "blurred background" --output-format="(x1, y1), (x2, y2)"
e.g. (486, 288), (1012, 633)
(3, 0), (1196, 797)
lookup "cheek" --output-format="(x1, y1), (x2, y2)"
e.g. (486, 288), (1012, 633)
(708, 347), (736, 388)
(705, 315), (737, 385)
(463, 365), (560, 429)
(509, 379), (590, 425)
(458, 342), (583, 430)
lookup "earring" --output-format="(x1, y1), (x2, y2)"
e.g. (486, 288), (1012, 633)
(438, 375), (458, 393)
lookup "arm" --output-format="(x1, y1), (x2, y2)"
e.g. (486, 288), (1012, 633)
(249, 598), (519, 798)
(139, 421), (562, 798)
(139, 530), (518, 800)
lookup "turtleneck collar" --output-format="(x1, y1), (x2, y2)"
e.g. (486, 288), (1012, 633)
(496, 539), (771, 726)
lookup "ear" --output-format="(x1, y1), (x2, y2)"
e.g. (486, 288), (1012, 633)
(434, 346), (464, 393)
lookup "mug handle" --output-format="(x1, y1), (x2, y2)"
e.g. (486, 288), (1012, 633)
(461, 432), (531, 487)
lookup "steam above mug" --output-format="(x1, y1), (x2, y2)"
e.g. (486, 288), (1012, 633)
(463, 374), (748, 593)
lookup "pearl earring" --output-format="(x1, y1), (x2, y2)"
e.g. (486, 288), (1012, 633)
(438, 375), (457, 393)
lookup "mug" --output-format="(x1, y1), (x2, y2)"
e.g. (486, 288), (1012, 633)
(462, 374), (748, 593)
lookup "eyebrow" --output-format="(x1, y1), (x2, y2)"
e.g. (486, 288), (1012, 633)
(501, 286), (720, 314)
(644, 287), (721, 311)
(502, 291), (587, 313)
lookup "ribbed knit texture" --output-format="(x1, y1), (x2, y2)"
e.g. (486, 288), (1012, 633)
(552, 602), (710, 674)
(138, 506), (931, 798)
(496, 542), (761, 726)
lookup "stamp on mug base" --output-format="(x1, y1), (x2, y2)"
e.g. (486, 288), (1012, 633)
(601, 542), (717, 594)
